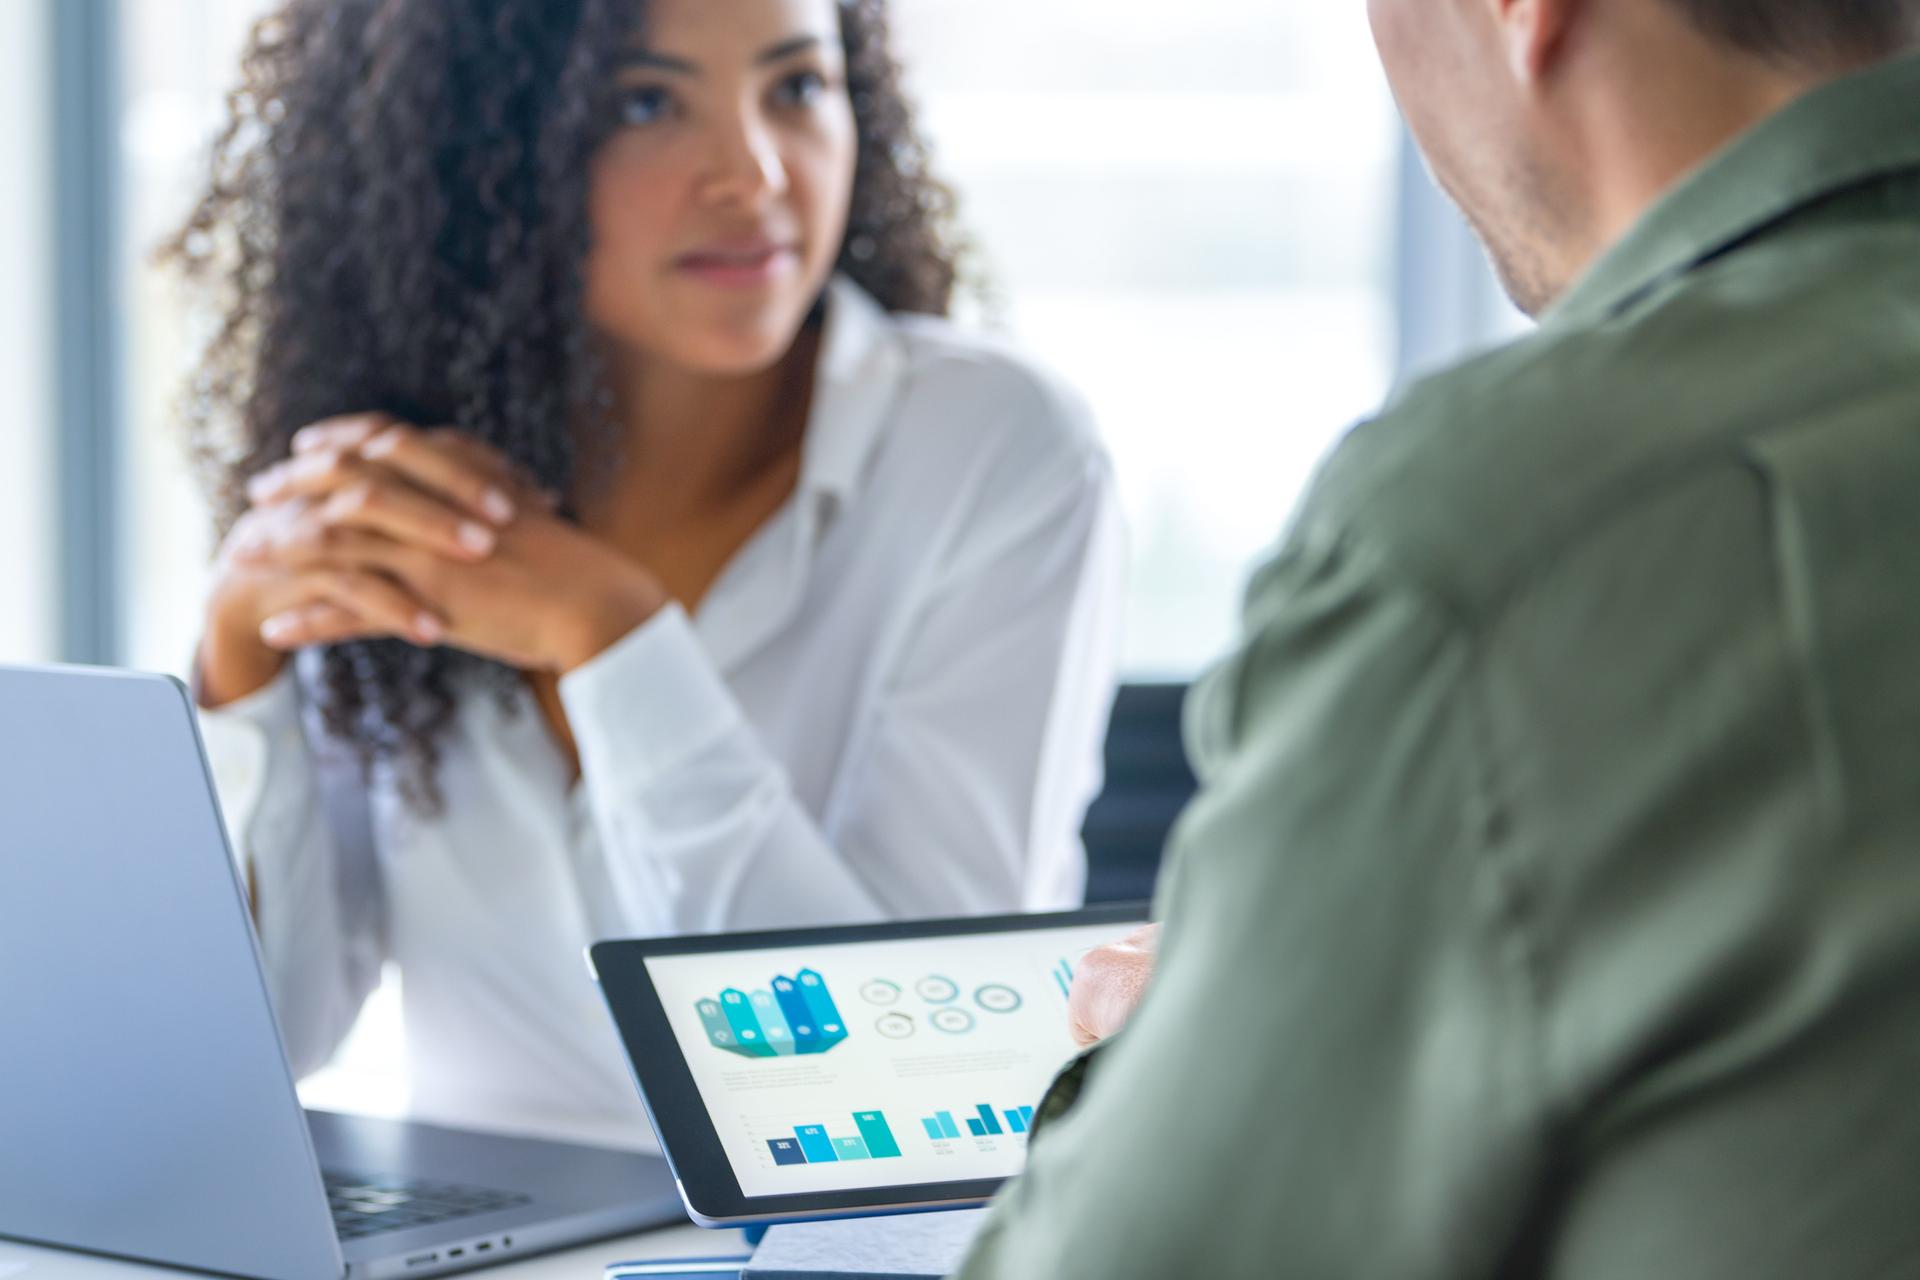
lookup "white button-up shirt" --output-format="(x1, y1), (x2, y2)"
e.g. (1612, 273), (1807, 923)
(198, 278), (1127, 1147)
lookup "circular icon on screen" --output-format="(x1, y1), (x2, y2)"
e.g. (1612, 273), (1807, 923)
(875, 1012), (916, 1039)
(860, 979), (902, 1006)
(915, 975), (960, 1004)
(930, 1007), (975, 1035)
(973, 984), (1023, 1014)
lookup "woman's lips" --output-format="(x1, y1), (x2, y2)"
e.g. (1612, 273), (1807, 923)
(674, 244), (801, 289)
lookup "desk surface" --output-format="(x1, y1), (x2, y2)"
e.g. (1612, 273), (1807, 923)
(0, 1223), (746, 1280)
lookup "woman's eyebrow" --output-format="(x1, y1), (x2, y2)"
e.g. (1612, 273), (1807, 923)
(617, 49), (698, 75)
(616, 35), (824, 76)
(756, 35), (824, 65)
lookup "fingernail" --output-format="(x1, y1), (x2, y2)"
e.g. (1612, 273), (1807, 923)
(260, 616), (295, 644)
(480, 488), (516, 524)
(413, 613), (444, 644)
(246, 475), (274, 501)
(457, 521), (496, 555)
(362, 431), (400, 459)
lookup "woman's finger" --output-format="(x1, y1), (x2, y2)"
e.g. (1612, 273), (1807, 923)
(290, 412), (398, 456)
(247, 447), (389, 507)
(236, 521), (426, 579)
(261, 569), (444, 648)
(319, 480), (500, 562)
(421, 428), (561, 511)
(360, 424), (519, 524)
(257, 601), (385, 650)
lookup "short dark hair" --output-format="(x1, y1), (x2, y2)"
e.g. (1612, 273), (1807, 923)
(1665, 0), (1920, 62)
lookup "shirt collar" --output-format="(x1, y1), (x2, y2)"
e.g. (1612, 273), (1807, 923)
(1547, 50), (1920, 330)
(798, 275), (908, 516)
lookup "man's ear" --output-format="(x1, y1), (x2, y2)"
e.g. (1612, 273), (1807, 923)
(1491, 0), (1581, 85)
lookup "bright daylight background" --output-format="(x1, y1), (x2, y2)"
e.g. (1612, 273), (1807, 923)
(4, 0), (1521, 1118)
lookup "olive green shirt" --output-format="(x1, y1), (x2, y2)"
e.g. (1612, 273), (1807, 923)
(959, 52), (1920, 1280)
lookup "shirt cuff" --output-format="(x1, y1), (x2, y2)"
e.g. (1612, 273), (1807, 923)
(196, 665), (303, 838)
(558, 603), (744, 791)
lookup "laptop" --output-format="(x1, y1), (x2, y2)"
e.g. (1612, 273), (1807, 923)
(0, 664), (685, 1280)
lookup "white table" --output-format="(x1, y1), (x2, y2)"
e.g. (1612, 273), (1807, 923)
(0, 1223), (749, 1280)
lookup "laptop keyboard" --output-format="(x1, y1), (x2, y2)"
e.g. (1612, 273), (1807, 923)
(324, 1169), (531, 1240)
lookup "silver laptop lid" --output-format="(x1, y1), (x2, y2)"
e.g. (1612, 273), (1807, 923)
(0, 664), (344, 1280)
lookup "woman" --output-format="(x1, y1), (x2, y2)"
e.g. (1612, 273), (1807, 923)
(177, 0), (1124, 1145)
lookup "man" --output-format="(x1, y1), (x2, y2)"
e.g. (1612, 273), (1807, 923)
(959, 1), (1920, 1276)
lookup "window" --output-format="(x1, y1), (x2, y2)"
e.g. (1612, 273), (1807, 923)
(893, 2), (1401, 677)
(121, 0), (269, 675)
(0, 0), (56, 666)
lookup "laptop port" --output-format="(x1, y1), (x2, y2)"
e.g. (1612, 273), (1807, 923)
(448, 1248), (464, 1258)
(404, 1254), (438, 1268)
(475, 1242), (492, 1253)
(502, 1237), (513, 1248)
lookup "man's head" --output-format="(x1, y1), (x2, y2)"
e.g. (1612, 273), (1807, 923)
(1369, 0), (1920, 315)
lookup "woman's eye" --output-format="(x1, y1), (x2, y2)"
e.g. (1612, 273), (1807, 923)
(774, 70), (829, 108)
(618, 85), (677, 126)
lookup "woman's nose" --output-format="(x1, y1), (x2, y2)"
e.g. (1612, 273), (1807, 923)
(703, 111), (788, 207)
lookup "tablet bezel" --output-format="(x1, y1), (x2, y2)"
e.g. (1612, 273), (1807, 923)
(588, 904), (1150, 1226)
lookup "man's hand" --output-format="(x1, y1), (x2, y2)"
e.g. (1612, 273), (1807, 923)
(1067, 923), (1161, 1047)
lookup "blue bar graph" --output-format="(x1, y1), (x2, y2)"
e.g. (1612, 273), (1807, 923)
(700, 970), (848, 1059)
(922, 1118), (944, 1141)
(940, 1102), (1033, 1141)
(769, 1111), (905, 1167)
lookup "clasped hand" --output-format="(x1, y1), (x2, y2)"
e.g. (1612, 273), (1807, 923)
(214, 415), (666, 674)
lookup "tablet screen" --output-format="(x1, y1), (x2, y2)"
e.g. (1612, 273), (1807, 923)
(639, 919), (1135, 1200)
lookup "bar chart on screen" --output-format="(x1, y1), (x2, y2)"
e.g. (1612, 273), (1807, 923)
(696, 968), (849, 1059)
(763, 1110), (905, 1167)
(921, 1103), (1036, 1143)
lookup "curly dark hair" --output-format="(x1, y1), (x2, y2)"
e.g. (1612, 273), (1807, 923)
(165, 0), (968, 808)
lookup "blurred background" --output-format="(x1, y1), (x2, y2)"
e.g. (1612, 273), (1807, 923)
(1, 0), (1522, 1111)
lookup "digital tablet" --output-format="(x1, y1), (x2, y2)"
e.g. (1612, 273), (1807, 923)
(589, 905), (1150, 1227)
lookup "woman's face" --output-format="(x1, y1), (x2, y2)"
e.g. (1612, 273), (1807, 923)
(584, 0), (858, 376)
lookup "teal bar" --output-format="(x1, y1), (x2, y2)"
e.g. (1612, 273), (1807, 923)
(974, 1104), (1003, 1136)
(695, 998), (741, 1053)
(750, 988), (797, 1055)
(922, 1118), (943, 1141)
(1005, 1109), (1027, 1133)
(853, 1110), (902, 1159)
(936, 1111), (960, 1139)
(831, 1136), (872, 1161)
(719, 988), (774, 1057)
(1019, 1106), (1035, 1126)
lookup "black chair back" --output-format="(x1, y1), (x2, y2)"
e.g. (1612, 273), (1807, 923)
(1080, 683), (1197, 904)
